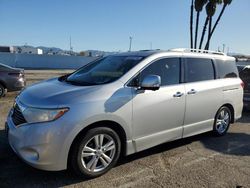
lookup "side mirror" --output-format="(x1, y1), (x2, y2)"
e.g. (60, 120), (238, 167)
(140, 75), (161, 91)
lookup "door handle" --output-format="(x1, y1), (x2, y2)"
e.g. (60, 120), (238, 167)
(173, 92), (184, 98)
(187, 89), (197, 95)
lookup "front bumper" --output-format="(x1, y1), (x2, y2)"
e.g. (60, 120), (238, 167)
(6, 109), (70, 171)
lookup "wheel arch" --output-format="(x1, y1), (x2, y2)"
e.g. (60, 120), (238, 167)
(0, 80), (7, 89)
(218, 103), (235, 123)
(67, 120), (127, 167)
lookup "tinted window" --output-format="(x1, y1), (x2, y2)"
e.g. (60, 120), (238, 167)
(66, 56), (144, 85)
(217, 59), (238, 78)
(138, 58), (180, 86)
(185, 58), (215, 83)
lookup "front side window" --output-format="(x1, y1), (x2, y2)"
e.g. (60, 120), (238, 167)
(185, 58), (215, 83)
(65, 56), (144, 86)
(129, 58), (180, 87)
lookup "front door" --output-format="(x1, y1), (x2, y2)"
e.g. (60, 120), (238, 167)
(130, 57), (186, 152)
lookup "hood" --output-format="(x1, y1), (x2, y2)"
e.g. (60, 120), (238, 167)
(18, 78), (104, 108)
(8, 67), (24, 73)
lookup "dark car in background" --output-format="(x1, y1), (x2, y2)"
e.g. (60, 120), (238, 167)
(0, 63), (25, 97)
(237, 62), (250, 110)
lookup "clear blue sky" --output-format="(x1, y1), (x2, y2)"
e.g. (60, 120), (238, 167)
(0, 0), (249, 54)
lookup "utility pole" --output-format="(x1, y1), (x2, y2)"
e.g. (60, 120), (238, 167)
(70, 36), (73, 55)
(222, 44), (225, 53)
(129, 36), (133, 52)
(150, 42), (152, 50)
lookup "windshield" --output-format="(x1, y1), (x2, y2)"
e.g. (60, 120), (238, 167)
(65, 56), (144, 86)
(0, 63), (13, 70)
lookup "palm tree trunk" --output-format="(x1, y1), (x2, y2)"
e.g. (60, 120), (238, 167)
(205, 17), (212, 50)
(199, 17), (209, 49)
(194, 11), (200, 49)
(190, 0), (194, 48)
(204, 4), (227, 50)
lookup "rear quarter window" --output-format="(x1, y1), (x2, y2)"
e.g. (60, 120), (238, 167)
(216, 59), (238, 78)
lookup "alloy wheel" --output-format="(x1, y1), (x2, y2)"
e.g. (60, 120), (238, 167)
(80, 134), (116, 173)
(215, 109), (230, 134)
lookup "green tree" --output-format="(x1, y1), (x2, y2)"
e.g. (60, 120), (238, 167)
(79, 51), (87, 56)
(194, 0), (208, 49)
(204, 0), (232, 50)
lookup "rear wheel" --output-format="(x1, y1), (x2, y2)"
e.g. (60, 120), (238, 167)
(70, 127), (121, 178)
(0, 84), (6, 97)
(213, 106), (231, 136)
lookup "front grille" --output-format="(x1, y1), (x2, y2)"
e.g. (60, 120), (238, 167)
(12, 104), (27, 126)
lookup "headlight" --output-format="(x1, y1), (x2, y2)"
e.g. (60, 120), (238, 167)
(22, 107), (69, 124)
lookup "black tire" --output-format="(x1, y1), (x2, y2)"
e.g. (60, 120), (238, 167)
(213, 106), (231, 136)
(69, 127), (121, 178)
(0, 84), (6, 97)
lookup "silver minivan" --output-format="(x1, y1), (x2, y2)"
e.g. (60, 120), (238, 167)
(6, 49), (243, 178)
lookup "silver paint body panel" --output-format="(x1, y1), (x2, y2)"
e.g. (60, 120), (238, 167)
(6, 51), (243, 171)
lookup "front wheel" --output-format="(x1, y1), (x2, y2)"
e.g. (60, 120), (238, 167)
(213, 106), (231, 136)
(70, 127), (121, 178)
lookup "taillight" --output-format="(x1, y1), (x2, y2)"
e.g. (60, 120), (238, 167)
(240, 80), (245, 88)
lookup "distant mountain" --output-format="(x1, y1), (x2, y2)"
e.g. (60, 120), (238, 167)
(36, 46), (64, 54)
(13, 45), (119, 56)
(86, 50), (120, 57)
(228, 52), (245, 56)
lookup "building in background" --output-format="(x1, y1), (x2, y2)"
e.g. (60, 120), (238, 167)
(0, 46), (11, 53)
(11, 46), (43, 55)
(0, 45), (118, 56)
(0, 45), (43, 54)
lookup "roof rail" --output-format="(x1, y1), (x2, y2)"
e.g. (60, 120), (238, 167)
(168, 48), (226, 56)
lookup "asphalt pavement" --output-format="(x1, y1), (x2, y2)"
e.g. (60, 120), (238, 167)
(0, 113), (250, 188)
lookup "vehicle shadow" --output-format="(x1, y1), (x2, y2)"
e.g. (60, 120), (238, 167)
(0, 124), (249, 187)
(120, 131), (250, 166)
(237, 110), (250, 123)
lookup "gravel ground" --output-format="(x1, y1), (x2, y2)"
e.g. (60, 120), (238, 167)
(0, 70), (250, 188)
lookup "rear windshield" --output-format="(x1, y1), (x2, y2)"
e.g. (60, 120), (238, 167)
(65, 56), (144, 86)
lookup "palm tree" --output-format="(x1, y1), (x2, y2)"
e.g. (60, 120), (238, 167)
(206, 0), (222, 50)
(205, 15), (212, 50)
(194, 0), (208, 49)
(199, 0), (219, 49)
(204, 0), (232, 50)
(190, 0), (194, 48)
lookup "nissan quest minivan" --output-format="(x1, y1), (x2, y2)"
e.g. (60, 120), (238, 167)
(5, 49), (243, 178)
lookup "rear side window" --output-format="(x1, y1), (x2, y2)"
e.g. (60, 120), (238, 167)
(185, 58), (215, 83)
(216, 59), (238, 78)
